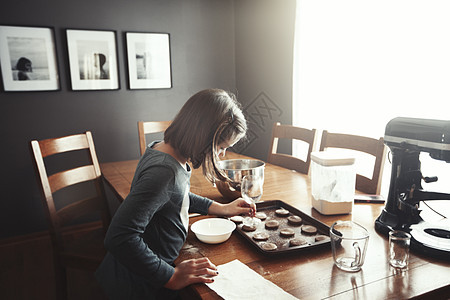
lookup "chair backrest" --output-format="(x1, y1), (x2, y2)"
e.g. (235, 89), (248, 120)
(319, 130), (386, 194)
(138, 121), (172, 155)
(30, 131), (110, 250)
(267, 122), (316, 174)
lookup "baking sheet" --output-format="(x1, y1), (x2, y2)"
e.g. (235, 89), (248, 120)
(233, 200), (331, 255)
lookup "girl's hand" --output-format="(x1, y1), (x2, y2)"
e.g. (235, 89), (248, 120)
(208, 198), (256, 217)
(164, 257), (218, 290)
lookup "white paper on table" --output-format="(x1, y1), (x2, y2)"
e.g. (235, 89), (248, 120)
(206, 259), (299, 300)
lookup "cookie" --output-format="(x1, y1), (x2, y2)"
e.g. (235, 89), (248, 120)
(289, 238), (308, 247)
(230, 215), (244, 223)
(275, 208), (290, 217)
(265, 219), (280, 230)
(315, 235), (328, 242)
(287, 215), (303, 226)
(301, 225), (318, 235)
(255, 212), (267, 220)
(253, 232), (270, 241)
(280, 228), (295, 237)
(242, 224), (257, 232)
(261, 242), (277, 251)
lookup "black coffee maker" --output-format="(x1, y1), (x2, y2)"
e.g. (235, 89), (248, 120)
(375, 117), (450, 259)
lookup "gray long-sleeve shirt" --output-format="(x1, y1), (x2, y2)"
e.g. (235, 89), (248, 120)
(96, 142), (213, 299)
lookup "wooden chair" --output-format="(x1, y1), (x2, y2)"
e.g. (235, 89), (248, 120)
(319, 130), (386, 195)
(138, 120), (172, 155)
(267, 122), (316, 174)
(30, 131), (110, 299)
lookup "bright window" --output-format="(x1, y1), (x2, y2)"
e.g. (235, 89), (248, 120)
(293, 0), (450, 196)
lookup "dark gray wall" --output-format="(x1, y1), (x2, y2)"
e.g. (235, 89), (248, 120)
(0, 0), (237, 238)
(234, 0), (296, 160)
(0, 0), (297, 239)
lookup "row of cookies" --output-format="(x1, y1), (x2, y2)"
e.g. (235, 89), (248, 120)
(230, 208), (328, 251)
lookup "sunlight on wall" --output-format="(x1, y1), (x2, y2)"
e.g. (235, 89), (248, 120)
(293, 0), (450, 196)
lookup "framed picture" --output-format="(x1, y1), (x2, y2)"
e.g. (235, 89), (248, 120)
(66, 29), (119, 90)
(125, 32), (172, 89)
(0, 25), (60, 92)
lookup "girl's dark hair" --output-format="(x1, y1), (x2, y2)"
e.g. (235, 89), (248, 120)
(164, 89), (247, 183)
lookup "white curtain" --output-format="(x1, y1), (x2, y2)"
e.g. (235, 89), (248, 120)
(293, 0), (450, 196)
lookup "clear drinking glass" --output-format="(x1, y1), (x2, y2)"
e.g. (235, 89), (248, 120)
(241, 175), (263, 227)
(389, 230), (411, 269)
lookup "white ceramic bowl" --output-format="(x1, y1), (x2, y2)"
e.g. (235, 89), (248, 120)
(191, 218), (236, 244)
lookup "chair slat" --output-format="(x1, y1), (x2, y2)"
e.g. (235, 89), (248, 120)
(48, 165), (97, 194)
(143, 121), (172, 133)
(270, 153), (309, 175)
(38, 134), (89, 157)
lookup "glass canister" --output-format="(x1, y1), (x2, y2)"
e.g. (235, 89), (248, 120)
(310, 151), (356, 215)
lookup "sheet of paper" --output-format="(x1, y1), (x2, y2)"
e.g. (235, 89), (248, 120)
(206, 259), (299, 300)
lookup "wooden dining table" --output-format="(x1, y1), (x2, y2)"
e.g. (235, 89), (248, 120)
(101, 152), (450, 300)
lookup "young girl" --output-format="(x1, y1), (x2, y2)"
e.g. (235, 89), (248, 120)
(96, 89), (254, 299)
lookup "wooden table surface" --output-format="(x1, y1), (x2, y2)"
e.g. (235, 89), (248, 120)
(101, 152), (450, 300)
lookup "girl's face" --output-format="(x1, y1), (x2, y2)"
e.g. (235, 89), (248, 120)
(216, 134), (243, 157)
(216, 141), (230, 157)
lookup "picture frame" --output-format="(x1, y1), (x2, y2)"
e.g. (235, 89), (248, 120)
(125, 32), (172, 89)
(66, 29), (119, 91)
(0, 25), (60, 92)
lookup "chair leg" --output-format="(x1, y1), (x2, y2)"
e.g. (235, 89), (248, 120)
(53, 261), (68, 300)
